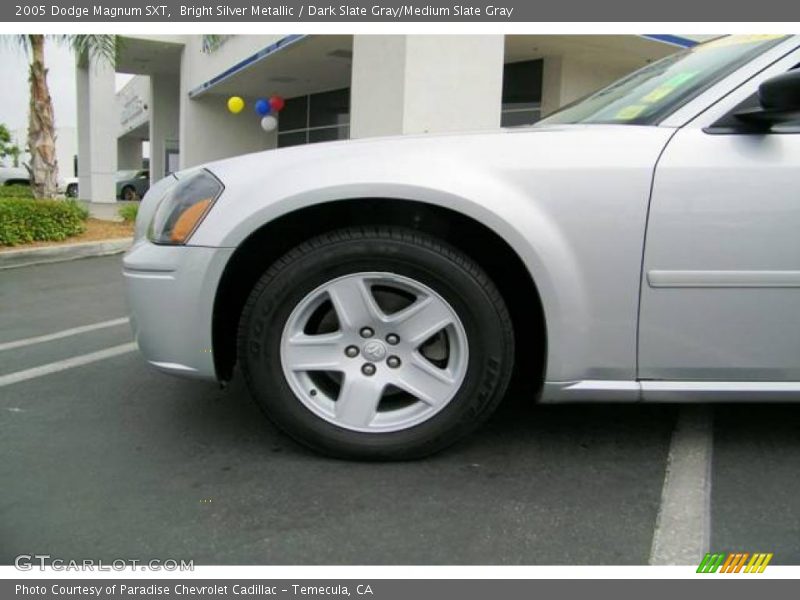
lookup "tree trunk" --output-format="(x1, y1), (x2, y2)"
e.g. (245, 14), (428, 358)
(27, 34), (59, 199)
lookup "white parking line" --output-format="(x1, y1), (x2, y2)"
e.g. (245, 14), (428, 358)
(0, 342), (137, 388)
(649, 405), (714, 565)
(0, 317), (130, 352)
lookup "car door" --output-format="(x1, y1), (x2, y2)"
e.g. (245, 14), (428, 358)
(639, 47), (800, 391)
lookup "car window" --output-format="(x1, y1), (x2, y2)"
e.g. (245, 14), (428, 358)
(538, 35), (789, 126)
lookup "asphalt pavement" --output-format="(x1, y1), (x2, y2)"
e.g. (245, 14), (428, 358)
(1, 255), (798, 565)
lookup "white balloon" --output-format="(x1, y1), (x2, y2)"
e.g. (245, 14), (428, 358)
(260, 115), (278, 132)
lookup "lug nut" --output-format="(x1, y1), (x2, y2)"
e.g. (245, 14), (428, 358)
(345, 345), (359, 358)
(361, 363), (377, 376)
(387, 356), (401, 368)
(386, 333), (400, 345)
(360, 327), (374, 338)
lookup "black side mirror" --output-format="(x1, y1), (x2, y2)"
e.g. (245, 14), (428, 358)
(735, 69), (800, 127)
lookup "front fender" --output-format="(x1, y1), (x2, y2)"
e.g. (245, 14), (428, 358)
(194, 170), (586, 383)
(189, 126), (671, 383)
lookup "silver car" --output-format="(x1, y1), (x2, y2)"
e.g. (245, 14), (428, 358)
(124, 35), (800, 459)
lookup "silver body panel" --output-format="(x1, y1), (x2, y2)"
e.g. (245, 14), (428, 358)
(123, 241), (233, 378)
(639, 43), (800, 383)
(124, 37), (800, 402)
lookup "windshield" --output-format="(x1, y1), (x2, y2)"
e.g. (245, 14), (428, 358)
(538, 35), (789, 126)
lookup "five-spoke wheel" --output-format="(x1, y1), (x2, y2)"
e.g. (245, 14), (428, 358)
(280, 272), (469, 432)
(238, 227), (514, 459)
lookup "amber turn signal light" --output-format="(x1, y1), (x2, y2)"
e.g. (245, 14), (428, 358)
(170, 198), (212, 243)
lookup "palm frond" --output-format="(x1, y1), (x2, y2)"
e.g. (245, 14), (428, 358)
(1, 34), (34, 55)
(56, 35), (119, 67)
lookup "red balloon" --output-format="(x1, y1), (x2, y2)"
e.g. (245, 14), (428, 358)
(269, 96), (285, 112)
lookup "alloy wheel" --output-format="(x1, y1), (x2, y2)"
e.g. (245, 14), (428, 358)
(280, 272), (469, 433)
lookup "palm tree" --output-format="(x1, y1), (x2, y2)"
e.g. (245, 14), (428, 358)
(16, 35), (117, 199)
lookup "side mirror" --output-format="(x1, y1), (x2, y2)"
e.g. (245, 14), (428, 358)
(735, 69), (800, 127)
(760, 69), (800, 110)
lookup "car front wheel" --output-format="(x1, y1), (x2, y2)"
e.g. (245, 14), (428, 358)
(121, 186), (138, 201)
(238, 227), (515, 460)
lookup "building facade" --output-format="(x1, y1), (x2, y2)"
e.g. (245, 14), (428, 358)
(76, 34), (704, 203)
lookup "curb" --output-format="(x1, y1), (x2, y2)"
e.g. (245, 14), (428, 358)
(0, 238), (133, 270)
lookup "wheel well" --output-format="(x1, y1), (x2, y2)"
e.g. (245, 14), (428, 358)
(212, 198), (547, 391)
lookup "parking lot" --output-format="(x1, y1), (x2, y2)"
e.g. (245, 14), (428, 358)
(1, 255), (798, 565)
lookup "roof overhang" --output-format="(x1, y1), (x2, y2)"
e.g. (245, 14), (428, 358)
(188, 35), (354, 99)
(504, 34), (704, 68)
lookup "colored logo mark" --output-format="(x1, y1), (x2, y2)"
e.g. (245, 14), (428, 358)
(697, 552), (773, 573)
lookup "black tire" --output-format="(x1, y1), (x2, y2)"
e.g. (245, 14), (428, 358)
(237, 227), (515, 460)
(66, 183), (78, 198)
(121, 186), (137, 201)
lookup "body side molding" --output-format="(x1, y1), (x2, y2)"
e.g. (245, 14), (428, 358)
(648, 270), (800, 288)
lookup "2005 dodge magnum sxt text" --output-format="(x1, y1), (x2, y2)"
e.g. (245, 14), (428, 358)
(124, 35), (800, 459)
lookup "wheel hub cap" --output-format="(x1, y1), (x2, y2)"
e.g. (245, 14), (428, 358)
(362, 340), (387, 362)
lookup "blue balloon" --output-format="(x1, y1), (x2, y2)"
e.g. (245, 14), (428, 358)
(254, 98), (271, 116)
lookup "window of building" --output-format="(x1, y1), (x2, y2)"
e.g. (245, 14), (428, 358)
(502, 59), (543, 127)
(278, 88), (350, 148)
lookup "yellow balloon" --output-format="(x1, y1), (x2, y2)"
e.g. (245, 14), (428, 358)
(227, 96), (244, 114)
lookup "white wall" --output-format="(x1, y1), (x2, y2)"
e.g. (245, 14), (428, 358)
(350, 36), (406, 138)
(179, 95), (276, 168)
(403, 36), (504, 134)
(56, 127), (77, 178)
(351, 35), (504, 138)
(117, 136), (143, 170)
(76, 61), (117, 202)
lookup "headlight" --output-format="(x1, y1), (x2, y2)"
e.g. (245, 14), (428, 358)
(148, 169), (223, 245)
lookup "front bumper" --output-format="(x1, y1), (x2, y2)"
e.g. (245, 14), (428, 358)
(123, 239), (234, 380)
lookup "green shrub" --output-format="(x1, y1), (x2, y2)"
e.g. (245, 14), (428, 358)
(0, 184), (34, 199)
(0, 198), (88, 246)
(118, 203), (139, 223)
